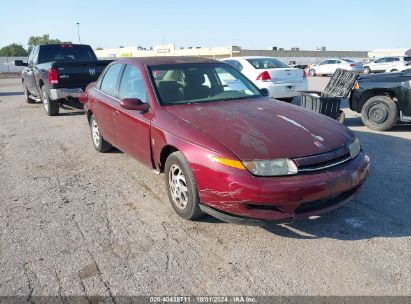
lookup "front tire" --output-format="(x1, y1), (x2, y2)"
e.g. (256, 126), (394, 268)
(42, 87), (59, 116)
(165, 152), (204, 220)
(308, 69), (316, 76)
(361, 95), (398, 131)
(89, 115), (112, 152)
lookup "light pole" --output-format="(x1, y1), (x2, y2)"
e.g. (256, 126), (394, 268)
(76, 22), (81, 43)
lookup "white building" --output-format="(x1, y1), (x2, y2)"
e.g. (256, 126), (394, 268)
(368, 48), (411, 59)
(95, 44), (239, 59)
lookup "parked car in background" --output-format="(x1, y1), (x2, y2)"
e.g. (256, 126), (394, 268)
(350, 69), (411, 131)
(308, 59), (364, 76)
(81, 57), (370, 223)
(221, 56), (307, 102)
(385, 61), (411, 73)
(363, 56), (411, 74)
(15, 44), (112, 116)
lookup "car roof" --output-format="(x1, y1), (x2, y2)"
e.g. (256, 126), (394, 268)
(114, 56), (219, 66)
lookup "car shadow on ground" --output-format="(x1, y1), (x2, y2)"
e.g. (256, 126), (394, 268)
(262, 129), (411, 240)
(0, 91), (24, 97)
(58, 101), (85, 116)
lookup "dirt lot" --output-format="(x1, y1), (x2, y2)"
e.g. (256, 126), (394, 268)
(0, 77), (410, 297)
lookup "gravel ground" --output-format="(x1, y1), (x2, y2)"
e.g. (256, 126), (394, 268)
(0, 77), (410, 297)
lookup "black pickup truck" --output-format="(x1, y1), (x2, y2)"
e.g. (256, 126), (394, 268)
(350, 69), (411, 131)
(15, 44), (112, 116)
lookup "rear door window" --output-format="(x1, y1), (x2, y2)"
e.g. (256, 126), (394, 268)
(246, 58), (289, 69)
(224, 60), (243, 71)
(100, 64), (123, 98)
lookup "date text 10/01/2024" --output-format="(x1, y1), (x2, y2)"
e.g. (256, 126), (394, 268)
(149, 296), (257, 303)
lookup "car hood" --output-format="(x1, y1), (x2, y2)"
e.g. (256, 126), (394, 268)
(358, 72), (403, 81)
(164, 98), (354, 160)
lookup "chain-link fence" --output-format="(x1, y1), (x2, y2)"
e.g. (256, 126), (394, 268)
(0, 57), (27, 73)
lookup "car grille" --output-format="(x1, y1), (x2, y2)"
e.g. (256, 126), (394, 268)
(293, 146), (352, 173)
(294, 188), (357, 214)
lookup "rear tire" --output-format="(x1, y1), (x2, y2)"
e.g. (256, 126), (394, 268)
(23, 86), (35, 104)
(361, 95), (398, 131)
(42, 86), (59, 116)
(165, 151), (204, 220)
(308, 69), (316, 76)
(363, 67), (371, 75)
(89, 115), (112, 152)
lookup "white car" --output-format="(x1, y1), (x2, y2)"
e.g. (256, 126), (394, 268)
(308, 59), (364, 76)
(363, 56), (411, 74)
(385, 61), (411, 73)
(221, 56), (307, 101)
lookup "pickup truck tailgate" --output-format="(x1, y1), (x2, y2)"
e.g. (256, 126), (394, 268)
(51, 60), (112, 89)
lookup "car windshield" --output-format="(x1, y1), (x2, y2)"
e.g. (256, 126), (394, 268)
(37, 45), (97, 64)
(149, 63), (262, 105)
(246, 58), (289, 69)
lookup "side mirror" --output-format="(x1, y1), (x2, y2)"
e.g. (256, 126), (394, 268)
(120, 98), (149, 112)
(15, 60), (28, 67)
(260, 88), (270, 97)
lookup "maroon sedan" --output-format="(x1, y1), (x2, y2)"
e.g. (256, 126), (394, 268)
(81, 57), (370, 224)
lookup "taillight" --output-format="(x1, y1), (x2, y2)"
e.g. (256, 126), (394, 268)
(350, 64), (356, 67)
(303, 70), (307, 79)
(256, 71), (271, 81)
(48, 68), (59, 84)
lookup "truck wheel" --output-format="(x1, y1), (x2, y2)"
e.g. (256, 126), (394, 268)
(361, 95), (398, 131)
(42, 87), (59, 116)
(23, 86), (35, 104)
(165, 151), (204, 220)
(308, 69), (316, 76)
(89, 115), (112, 152)
(363, 67), (371, 74)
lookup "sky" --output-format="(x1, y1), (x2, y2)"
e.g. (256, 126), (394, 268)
(1, 0), (410, 51)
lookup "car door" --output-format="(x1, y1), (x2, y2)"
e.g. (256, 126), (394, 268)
(373, 58), (389, 72)
(316, 60), (331, 75)
(24, 47), (37, 95)
(92, 63), (124, 146)
(114, 64), (152, 167)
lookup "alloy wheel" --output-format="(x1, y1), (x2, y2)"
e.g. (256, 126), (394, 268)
(91, 119), (101, 147)
(168, 164), (189, 210)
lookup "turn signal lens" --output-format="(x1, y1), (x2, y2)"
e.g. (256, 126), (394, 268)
(353, 81), (360, 90)
(211, 156), (246, 170)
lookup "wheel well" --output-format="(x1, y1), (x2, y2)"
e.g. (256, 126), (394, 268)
(86, 110), (93, 123)
(159, 145), (179, 172)
(359, 89), (396, 111)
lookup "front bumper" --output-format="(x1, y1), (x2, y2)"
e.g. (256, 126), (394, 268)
(257, 79), (308, 98)
(49, 88), (83, 100)
(192, 151), (370, 222)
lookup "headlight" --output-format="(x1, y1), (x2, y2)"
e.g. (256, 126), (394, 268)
(348, 137), (361, 159)
(242, 159), (298, 176)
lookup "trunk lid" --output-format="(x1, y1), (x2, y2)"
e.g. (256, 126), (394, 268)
(264, 68), (304, 84)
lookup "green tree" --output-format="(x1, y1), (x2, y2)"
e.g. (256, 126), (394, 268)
(96, 47), (103, 50)
(27, 34), (65, 52)
(0, 43), (28, 56)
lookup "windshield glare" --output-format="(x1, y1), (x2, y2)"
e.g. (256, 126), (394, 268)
(150, 63), (262, 105)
